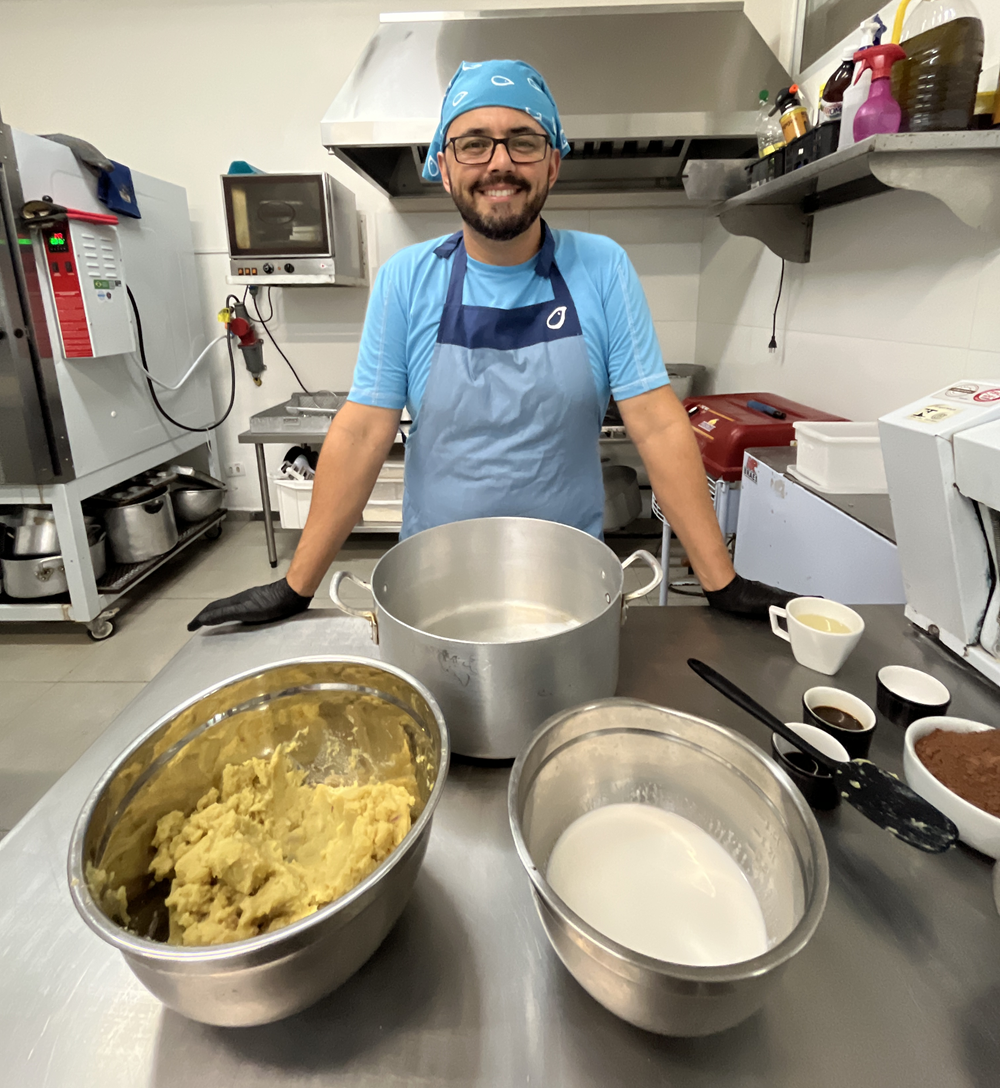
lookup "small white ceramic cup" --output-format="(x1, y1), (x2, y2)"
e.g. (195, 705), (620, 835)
(768, 597), (865, 676)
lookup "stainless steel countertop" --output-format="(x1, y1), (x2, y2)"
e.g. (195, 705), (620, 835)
(749, 445), (897, 543)
(2, 606), (999, 1086)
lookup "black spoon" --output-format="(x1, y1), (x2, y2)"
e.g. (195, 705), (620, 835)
(687, 658), (958, 854)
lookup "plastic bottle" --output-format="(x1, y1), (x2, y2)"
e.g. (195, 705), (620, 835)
(774, 85), (812, 143)
(838, 15), (887, 151)
(891, 0), (984, 132)
(853, 44), (908, 141)
(755, 90), (785, 158)
(819, 50), (856, 125)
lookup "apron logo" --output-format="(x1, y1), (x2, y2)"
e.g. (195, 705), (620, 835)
(546, 306), (567, 330)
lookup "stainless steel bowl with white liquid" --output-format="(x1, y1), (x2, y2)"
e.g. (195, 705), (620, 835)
(509, 698), (829, 1037)
(331, 517), (661, 758)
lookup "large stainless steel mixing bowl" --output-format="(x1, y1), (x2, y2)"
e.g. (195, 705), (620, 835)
(509, 698), (828, 1037)
(68, 657), (449, 1027)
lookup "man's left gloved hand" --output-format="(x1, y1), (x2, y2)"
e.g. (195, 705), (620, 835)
(704, 574), (795, 617)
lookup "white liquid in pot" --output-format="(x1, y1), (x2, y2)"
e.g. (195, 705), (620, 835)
(546, 804), (769, 967)
(421, 602), (581, 643)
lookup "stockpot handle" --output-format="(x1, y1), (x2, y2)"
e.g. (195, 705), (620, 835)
(620, 549), (663, 622)
(330, 569), (379, 644)
(34, 556), (65, 582)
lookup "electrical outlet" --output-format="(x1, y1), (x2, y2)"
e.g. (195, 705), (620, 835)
(226, 462), (246, 478)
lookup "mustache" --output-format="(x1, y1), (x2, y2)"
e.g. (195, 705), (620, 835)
(473, 172), (529, 193)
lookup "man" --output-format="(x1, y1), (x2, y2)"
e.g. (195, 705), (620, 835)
(189, 59), (789, 632)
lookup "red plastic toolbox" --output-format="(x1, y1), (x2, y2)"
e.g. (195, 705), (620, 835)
(683, 393), (845, 481)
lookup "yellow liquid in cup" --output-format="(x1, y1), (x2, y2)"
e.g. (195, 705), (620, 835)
(796, 614), (851, 634)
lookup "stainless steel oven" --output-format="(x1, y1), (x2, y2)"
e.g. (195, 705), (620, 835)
(222, 172), (365, 286)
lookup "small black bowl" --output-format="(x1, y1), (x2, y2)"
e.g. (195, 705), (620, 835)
(770, 724), (850, 811)
(802, 686), (876, 760)
(876, 666), (951, 727)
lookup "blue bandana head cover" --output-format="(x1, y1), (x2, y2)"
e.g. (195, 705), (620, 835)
(422, 59), (571, 182)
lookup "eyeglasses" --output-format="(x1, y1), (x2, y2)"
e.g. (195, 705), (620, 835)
(446, 133), (550, 165)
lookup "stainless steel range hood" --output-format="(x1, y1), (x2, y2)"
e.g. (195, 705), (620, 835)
(321, 4), (790, 198)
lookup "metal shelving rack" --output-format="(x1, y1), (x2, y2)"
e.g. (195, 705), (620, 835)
(0, 435), (223, 639)
(714, 131), (1000, 262)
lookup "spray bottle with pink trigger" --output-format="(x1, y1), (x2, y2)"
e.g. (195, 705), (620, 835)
(852, 43), (907, 140)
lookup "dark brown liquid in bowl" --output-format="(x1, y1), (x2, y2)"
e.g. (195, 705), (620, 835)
(813, 705), (864, 731)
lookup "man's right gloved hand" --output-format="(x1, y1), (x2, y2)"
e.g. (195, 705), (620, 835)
(187, 578), (312, 631)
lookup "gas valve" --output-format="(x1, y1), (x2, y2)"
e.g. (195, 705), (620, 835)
(219, 303), (265, 384)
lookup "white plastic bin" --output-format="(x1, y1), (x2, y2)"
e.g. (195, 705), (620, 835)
(272, 474), (404, 529)
(792, 421), (887, 494)
(273, 476), (313, 529)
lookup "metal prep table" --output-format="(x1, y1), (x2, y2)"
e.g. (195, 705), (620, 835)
(2, 605), (999, 1086)
(237, 421), (402, 569)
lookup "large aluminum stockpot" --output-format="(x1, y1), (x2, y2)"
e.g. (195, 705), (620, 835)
(1, 532), (107, 598)
(68, 657), (449, 1027)
(509, 699), (829, 1037)
(104, 492), (178, 563)
(331, 517), (662, 759)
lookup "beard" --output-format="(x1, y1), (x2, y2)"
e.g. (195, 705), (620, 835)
(448, 169), (550, 242)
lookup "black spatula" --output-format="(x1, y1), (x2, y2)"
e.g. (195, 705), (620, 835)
(687, 658), (958, 854)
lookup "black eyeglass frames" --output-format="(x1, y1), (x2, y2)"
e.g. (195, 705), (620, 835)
(445, 133), (550, 165)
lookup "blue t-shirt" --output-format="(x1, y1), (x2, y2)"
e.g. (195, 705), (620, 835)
(348, 228), (669, 419)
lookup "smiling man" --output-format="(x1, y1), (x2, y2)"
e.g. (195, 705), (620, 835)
(189, 59), (792, 630)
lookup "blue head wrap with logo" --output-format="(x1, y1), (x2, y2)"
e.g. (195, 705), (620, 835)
(422, 59), (571, 182)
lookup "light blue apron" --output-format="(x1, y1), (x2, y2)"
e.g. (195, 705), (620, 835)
(401, 223), (604, 540)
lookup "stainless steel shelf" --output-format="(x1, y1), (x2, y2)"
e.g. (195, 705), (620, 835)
(716, 130), (1000, 262)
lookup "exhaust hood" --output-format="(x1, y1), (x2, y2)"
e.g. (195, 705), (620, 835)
(321, 4), (790, 198)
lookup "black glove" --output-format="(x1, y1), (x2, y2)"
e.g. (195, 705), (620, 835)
(187, 578), (312, 631)
(704, 574), (795, 617)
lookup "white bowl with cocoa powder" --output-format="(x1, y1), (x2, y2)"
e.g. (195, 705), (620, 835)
(903, 717), (1000, 859)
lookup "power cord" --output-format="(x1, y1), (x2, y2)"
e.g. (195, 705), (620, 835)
(768, 258), (785, 353)
(128, 285), (236, 433)
(250, 285), (308, 393)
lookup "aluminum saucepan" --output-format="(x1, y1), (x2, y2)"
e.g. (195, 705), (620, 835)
(1, 507), (100, 556)
(331, 516), (662, 759)
(68, 657), (449, 1027)
(509, 698), (829, 1036)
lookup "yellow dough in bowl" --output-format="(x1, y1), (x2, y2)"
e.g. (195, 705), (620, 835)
(148, 744), (415, 946)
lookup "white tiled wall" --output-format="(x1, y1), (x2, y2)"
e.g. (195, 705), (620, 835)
(696, 189), (1000, 421)
(2, 0), (997, 507)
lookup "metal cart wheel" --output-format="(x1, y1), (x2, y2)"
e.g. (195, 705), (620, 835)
(86, 618), (115, 641)
(204, 522), (223, 541)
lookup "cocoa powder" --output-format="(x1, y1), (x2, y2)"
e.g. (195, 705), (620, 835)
(915, 728), (1000, 818)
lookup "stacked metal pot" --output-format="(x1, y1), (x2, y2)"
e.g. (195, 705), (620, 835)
(0, 507), (106, 599)
(97, 466), (226, 565)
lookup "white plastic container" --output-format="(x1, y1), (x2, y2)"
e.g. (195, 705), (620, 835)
(272, 474), (404, 529)
(273, 475), (314, 529)
(791, 421), (887, 494)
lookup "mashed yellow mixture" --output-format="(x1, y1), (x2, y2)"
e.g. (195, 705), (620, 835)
(147, 743), (415, 946)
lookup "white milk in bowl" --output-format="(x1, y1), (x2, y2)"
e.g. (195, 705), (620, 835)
(546, 803), (768, 967)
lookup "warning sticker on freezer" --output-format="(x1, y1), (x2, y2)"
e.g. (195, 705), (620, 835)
(908, 403), (962, 423)
(937, 382), (1000, 403)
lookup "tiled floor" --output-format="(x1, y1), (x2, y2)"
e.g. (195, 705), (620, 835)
(0, 516), (701, 837)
